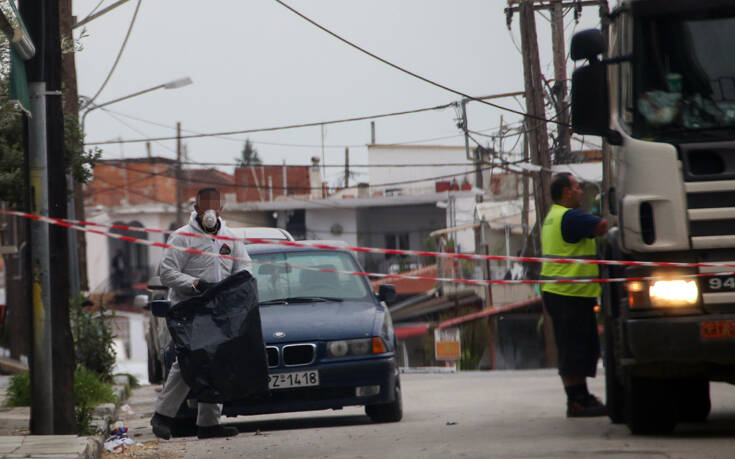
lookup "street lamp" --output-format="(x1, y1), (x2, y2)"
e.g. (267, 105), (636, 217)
(70, 76), (192, 297)
(80, 76), (193, 134)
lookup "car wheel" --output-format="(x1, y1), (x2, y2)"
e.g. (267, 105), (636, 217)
(365, 381), (403, 423)
(676, 379), (710, 422)
(626, 377), (676, 435)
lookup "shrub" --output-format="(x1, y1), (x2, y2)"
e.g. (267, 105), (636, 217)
(70, 295), (116, 382)
(5, 371), (30, 407)
(74, 366), (116, 435)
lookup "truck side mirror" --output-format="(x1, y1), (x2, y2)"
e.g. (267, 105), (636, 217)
(570, 29), (605, 62)
(378, 284), (397, 304)
(571, 63), (610, 137)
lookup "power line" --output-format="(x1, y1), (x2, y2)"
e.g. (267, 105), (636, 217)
(96, 103), (524, 149)
(101, 161), (496, 192)
(83, 0), (142, 108)
(273, 0), (568, 128)
(85, 102), (454, 145)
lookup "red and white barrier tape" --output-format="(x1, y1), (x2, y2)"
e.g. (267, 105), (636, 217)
(3, 209), (734, 270)
(6, 209), (735, 285)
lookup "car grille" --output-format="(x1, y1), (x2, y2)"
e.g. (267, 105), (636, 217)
(266, 346), (279, 368)
(282, 344), (316, 366)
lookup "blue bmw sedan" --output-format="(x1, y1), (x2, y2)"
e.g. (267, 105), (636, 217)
(222, 244), (402, 423)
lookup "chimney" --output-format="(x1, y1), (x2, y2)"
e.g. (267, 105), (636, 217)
(357, 182), (369, 199)
(310, 156), (322, 199)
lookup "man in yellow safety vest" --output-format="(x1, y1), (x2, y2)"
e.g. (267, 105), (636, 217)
(541, 172), (608, 417)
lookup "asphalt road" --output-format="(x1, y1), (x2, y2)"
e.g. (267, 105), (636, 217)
(120, 369), (735, 459)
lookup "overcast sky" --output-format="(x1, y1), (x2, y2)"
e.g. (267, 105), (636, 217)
(72, 0), (602, 184)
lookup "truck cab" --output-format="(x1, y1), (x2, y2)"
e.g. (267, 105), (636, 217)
(570, 0), (735, 434)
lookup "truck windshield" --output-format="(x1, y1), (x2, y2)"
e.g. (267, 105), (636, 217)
(636, 15), (735, 141)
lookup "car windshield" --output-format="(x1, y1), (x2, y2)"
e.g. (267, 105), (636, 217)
(251, 250), (372, 303)
(635, 14), (735, 141)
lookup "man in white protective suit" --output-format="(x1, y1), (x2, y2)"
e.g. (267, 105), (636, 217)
(150, 187), (252, 440)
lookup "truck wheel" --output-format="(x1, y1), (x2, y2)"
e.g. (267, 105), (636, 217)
(603, 318), (625, 423)
(626, 377), (677, 435)
(676, 379), (710, 422)
(365, 380), (403, 423)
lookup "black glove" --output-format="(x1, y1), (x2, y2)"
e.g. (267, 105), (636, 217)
(195, 280), (216, 293)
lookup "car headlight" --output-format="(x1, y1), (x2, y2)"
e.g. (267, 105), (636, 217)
(649, 280), (698, 307)
(326, 337), (387, 357)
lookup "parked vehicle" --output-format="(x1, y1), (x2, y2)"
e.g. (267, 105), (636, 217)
(142, 241), (401, 425)
(141, 227), (296, 384)
(223, 244), (401, 423)
(230, 226), (295, 244)
(570, 1), (735, 434)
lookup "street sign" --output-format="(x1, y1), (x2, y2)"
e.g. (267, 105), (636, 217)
(434, 327), (461, 361)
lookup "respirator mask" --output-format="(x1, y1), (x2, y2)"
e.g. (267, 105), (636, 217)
(202, 209), (218, 230)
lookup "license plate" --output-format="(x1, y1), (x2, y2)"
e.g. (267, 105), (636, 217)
(701, 320), (735, 339)
(268, 370), (319, 390)
(702, 275), (735, 293)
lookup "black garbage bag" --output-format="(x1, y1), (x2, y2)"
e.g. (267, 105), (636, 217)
(166, 270), (269, 403)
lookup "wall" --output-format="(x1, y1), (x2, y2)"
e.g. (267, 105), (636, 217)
(304, 208), (358, 246)
(357, 204), (445, 273)
(235, 166), (310, 202)
(368, 145), (476, 192)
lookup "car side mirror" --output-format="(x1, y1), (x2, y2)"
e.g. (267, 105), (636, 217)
(378, 284), (397, 304)
(151, 300), (171, 318)
(134, 294), (149, 310)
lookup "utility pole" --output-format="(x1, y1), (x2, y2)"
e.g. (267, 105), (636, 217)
(20, 0), (54, 434)
(344, 147), (349, 189)
(516, 0), (552, 235)
(60, 0), (86, 298)
(175, 122), (183, 226)
(550, 0), (572, 163)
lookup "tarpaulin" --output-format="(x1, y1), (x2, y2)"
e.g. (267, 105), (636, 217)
(166, 270), (269, 403)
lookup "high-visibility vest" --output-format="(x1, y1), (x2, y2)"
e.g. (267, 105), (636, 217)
(540, 204), (600, 297)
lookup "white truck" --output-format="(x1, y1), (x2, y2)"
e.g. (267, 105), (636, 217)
(570, 0), (735, 434)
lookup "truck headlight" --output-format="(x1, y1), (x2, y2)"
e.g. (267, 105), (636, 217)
(648, 280), (698, 307)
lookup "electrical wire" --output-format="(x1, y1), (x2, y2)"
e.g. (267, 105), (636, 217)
(85, 103), (454, 145)
(83, 0), (142, 109)
(100, 161), (498, 192)
(99, 108), (176, 153)
(273, 0), (568, 128)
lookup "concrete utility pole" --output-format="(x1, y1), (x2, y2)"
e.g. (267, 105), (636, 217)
(21, 0), (53, 435)
(175, 122), (184, 226)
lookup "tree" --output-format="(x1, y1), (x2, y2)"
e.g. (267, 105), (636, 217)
(237, 138), (262, 167)
(0, 38), (100, 209)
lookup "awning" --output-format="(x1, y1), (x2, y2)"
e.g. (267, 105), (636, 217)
(394, 323), (430, 340)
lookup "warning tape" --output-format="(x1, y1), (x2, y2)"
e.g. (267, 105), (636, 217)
(6, 209), (735, 286)
(3, 209), (735, 270)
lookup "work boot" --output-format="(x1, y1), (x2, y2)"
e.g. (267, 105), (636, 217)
(567, 394), (608, 418)
(197, 424), (239, 439)
(150, 412), (174, 440)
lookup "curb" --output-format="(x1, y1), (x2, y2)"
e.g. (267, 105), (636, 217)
(80, 436), (103, 459)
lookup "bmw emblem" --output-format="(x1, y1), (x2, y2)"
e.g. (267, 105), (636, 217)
(273, 331), (286, 338)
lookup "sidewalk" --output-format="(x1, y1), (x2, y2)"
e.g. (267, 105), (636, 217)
(0, 374), (102, 459)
